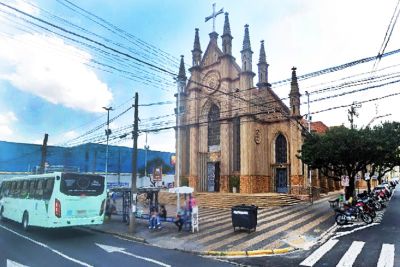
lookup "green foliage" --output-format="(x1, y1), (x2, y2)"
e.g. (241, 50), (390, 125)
(138, 157), (173, 177)
(299, 122), (400, 198)
(229, 175), (240, 193)
(181, 176), (189, 186)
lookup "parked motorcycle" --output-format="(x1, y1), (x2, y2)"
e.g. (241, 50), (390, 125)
(335, 203), (373, 225)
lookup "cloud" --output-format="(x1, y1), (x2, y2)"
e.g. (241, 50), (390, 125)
(0, 111), (17, 138)
(63, 130), (79, 140)
(8, 0), (40, 16)
(0, 33), (113, 113)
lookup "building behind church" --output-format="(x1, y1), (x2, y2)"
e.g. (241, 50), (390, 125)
(175, 12), (335, 195)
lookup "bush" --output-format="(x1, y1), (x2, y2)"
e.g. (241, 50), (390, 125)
(181, 176), (189, 186)
(229, 175), (240, 193)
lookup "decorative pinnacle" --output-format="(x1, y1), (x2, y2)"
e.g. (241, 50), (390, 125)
(242, 24), (251, 50)
(223, 12), (231, 35)
(178, 55), (187, 80)
(193, 28), (201, 51)
(291, 67), (297, 80)
(259, 40), (266, 63)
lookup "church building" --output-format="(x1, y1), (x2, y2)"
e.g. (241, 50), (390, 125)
(175, 12), (320, 194)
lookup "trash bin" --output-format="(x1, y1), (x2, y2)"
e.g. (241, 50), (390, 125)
(231, 204), (258, 233)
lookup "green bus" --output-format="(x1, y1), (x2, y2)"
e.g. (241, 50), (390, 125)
(0, 172), (106, 230)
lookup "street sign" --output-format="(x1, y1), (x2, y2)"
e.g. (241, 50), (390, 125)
(153, 166), (162, 182)
(341, 175), (349, 187)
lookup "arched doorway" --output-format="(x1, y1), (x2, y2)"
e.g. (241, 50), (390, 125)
(275, 134), (288, 193)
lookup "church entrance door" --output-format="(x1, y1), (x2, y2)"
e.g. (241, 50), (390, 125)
(207, 162), (220, 192)
(276, 168), (288, 193)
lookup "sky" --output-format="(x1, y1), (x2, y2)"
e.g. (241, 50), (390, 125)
(0, 0), (400, 152)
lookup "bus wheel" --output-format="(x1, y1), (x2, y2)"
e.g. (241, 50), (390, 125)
(22, 212), (29, 231)
(0, 207), (4, 221)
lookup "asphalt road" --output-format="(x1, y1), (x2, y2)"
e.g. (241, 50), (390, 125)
(0, 220), (235, 267)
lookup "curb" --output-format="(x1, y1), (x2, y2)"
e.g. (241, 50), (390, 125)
(85, 227), (147, 244)
(204, 246), (296, 257)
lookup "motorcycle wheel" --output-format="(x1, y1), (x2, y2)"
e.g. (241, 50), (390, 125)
(361, 213), (373, 224)
(369, 210), (376, 218)
(374, 202), (383, 211)
(335, 213), (347, 225)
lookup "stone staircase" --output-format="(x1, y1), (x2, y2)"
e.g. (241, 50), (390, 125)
(156, 192), (303, 209)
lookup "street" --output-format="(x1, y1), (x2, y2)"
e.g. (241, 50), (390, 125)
(0, 221), (235, 267)
(232, 187), (399, 267)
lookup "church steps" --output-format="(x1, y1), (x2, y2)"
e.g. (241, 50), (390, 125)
(155, 191), (303, 209)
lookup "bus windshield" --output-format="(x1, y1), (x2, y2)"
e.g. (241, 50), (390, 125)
(60, 173), (104, 196)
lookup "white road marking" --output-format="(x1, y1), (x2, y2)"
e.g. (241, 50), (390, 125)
(336, 241), (364, 267)
(299, 239), (339, 266)
(96, 243), (171, 267)
(0, 224), (93, 267)
(7, 259), (29, 267)
(333, 223), (378, 238)
(377, 243), (395, 267)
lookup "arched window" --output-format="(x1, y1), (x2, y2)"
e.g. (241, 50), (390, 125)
(233, 116), (240, 171)
(208, 104), (220, 149)
(275, 134), (287, 163)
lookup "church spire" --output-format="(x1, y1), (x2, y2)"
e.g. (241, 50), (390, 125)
(223, 12), (231, 35)
(289, 67), (301, 117)
(257, 40), (269, 88)
(242, 24), (251, 51)
(241, 24), (253, 72)
(221, 12), (233, 55)
(259, 40), (266, 63)
(240, 24), (254, 89)
(177, 55), (187, 93)
(191, 28), (202, 67)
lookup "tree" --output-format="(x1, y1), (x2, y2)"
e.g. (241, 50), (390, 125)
(368, 122), (400, 188)
(138, 157), (173, 186)
(299, 123), (400, 199)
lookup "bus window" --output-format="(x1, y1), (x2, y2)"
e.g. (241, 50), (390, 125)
(21, 180), (29, 198)
(35, 179), (44, 199)
(60, 173), (104, 196)
(3, 182), (11, 197)
(10, 182), (17, 197)
(43, 178), (54, 200)
(29, 180), (36, 198)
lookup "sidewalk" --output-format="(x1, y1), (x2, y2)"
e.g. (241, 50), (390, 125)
(87, 191), (342, 257)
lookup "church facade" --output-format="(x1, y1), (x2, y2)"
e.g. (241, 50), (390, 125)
(175, 13), (318, 194)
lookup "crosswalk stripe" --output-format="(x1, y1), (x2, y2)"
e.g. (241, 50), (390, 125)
(299, 239), (339, 266)
(377, 244), (395, 267)
(336, 241), (365, 267)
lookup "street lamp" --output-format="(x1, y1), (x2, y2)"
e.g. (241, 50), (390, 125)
(103, 106), (113, 181)
(144, 132), (150, 178)
(305, 91), (312, 203)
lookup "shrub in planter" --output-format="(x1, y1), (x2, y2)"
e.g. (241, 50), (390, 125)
(229, 175), (240, 193)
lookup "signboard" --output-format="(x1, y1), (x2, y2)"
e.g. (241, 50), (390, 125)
(153, 166), (162, 182)
(364, 172), (370, 181)
(341, 175), (349, 187)
(191, 206), (199, 233)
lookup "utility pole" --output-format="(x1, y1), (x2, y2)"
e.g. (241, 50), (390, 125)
(103, 106), (113, 180)
(40, 133), (49, 174)
(348, 102), (361, 129)
(144, 132), (149, 178)
(129, 92), (139, 233)
(305, 91), (312, 204)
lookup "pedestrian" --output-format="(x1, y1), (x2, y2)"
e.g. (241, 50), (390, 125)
(174, 207), (184, 231)
(159, 205), (167, 220)
(149, 207), (161, 229)
(105, 196), (112, 220)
